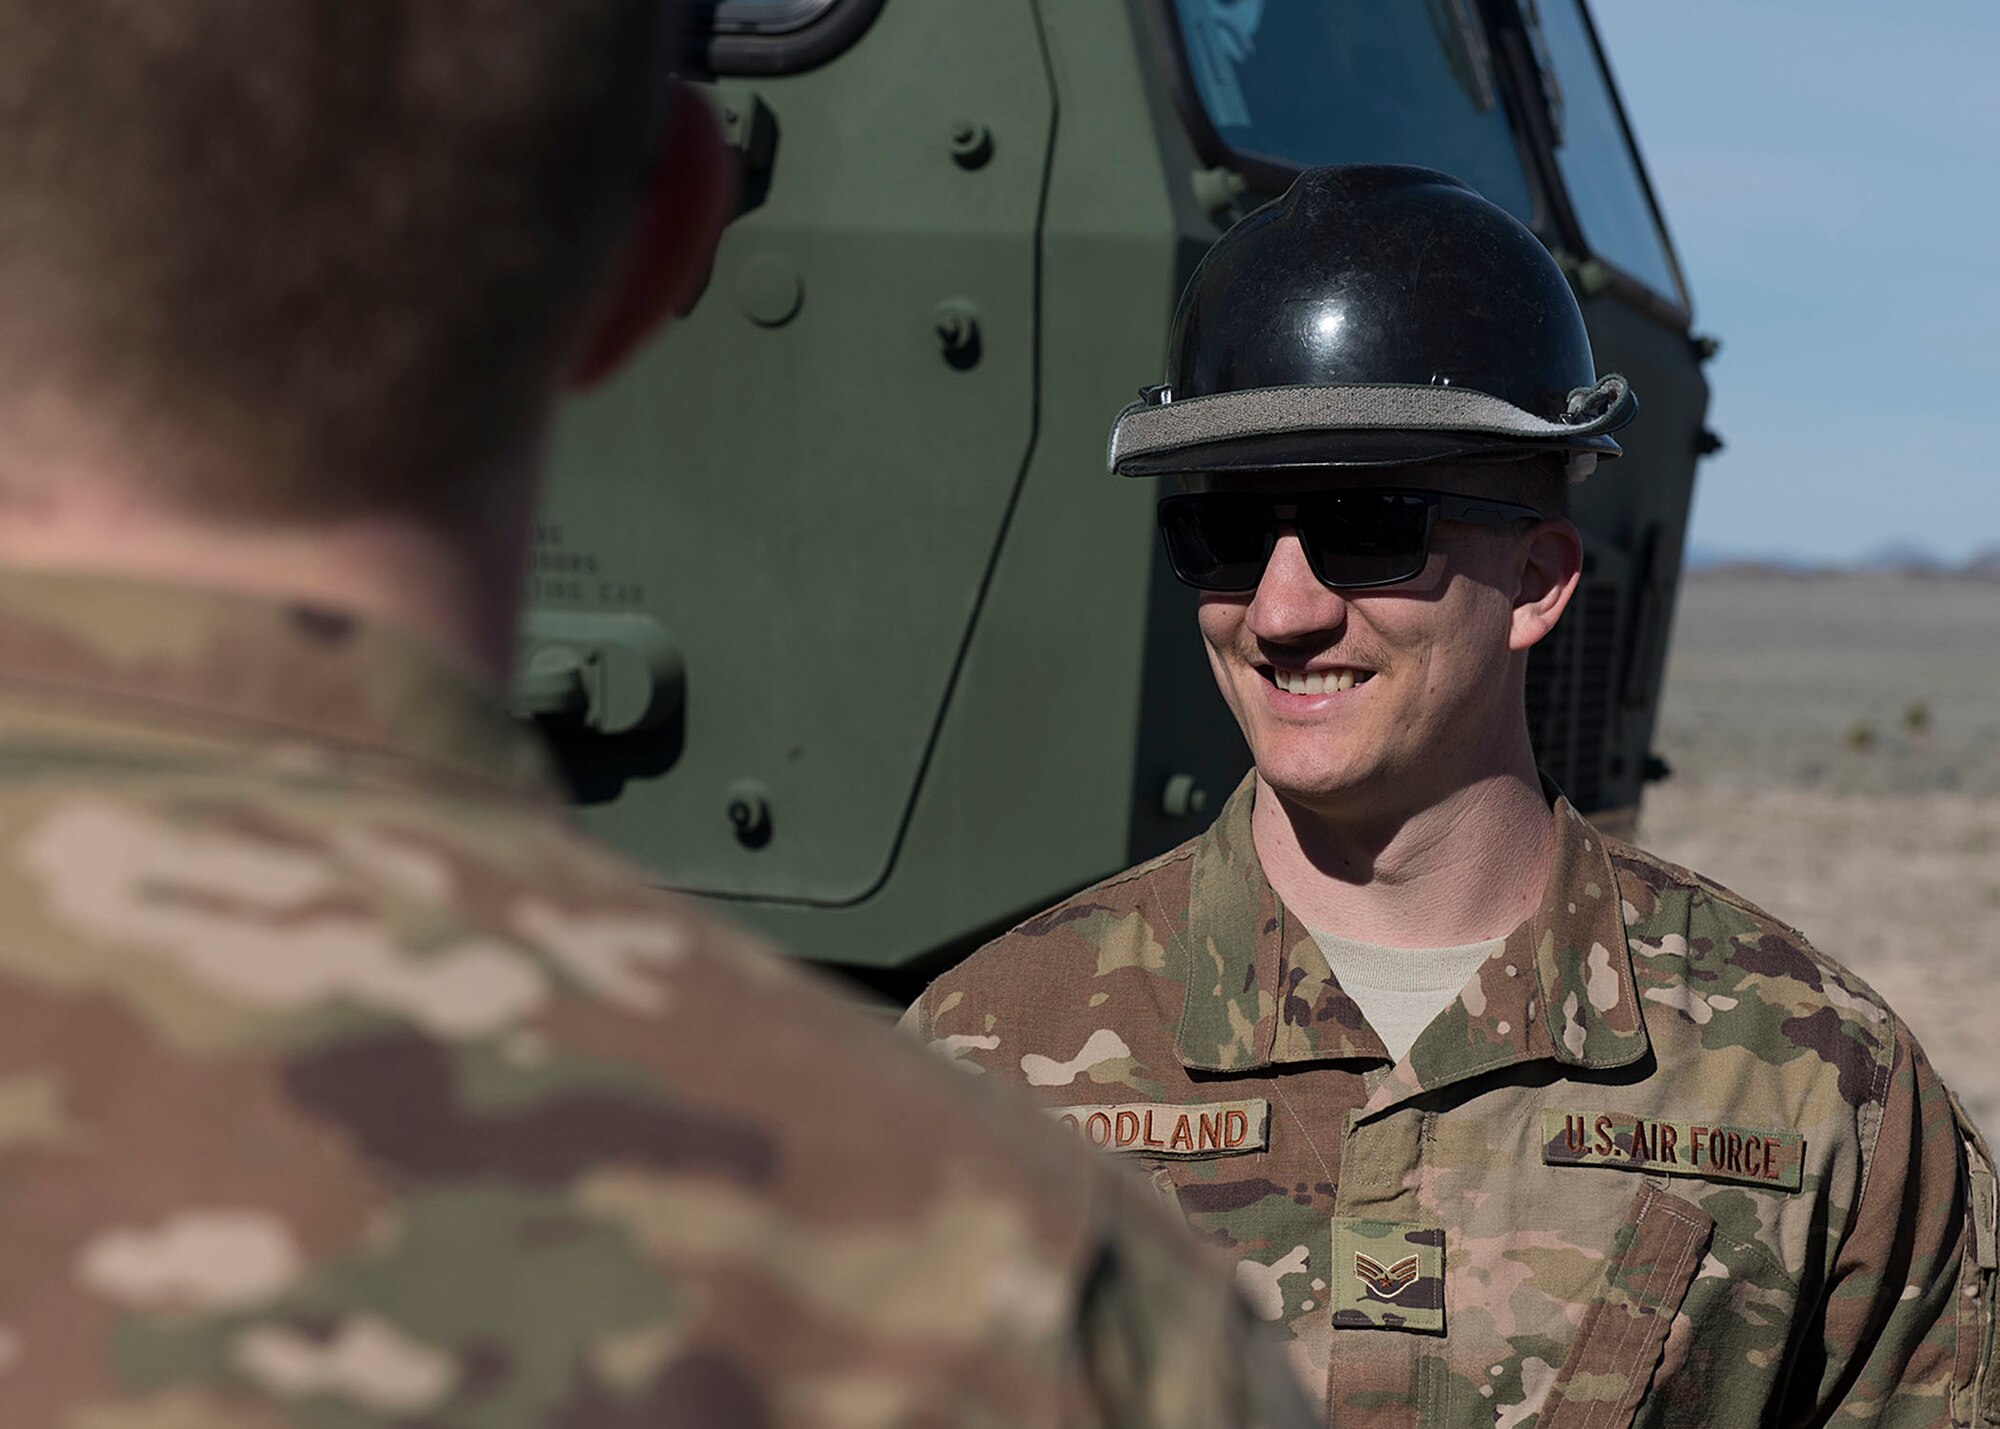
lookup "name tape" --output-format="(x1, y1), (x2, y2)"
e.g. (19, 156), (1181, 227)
(1050, 1099), (1270, 1159)
(1542, 1109), (1804, 1192)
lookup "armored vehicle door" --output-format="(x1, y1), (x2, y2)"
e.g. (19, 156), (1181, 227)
(518, 0), (1712, 988)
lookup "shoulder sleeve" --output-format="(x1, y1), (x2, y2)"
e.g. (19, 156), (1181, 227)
(896, 941), (1028, 1079)
(1802, 1020), (1993, 1425)
(897, 988), (930, 1040)
(1952, 1091), (2000, 1426)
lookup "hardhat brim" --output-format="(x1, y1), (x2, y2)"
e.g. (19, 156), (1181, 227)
(1107, 376), (1636, 478)
(1113, 426), (1623, 477)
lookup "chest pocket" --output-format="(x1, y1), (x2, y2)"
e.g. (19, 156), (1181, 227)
(1538, 1184), (1715, 1429)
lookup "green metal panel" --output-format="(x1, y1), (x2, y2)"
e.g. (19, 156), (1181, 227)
(713, 0), (1210, 972)
(533, 0), (1054, 905)
(519, 0), (1713, 986)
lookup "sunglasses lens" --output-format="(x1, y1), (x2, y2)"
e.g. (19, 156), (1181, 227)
(1158, 491), (1438, 591)
(1298, 493), (1432, 587)
(1159, 497), (1271, 591)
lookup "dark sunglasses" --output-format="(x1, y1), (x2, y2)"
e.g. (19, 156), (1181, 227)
(1156, 488), (1545, 593)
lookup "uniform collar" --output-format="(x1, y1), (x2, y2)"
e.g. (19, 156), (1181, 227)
(1173, 775), (1650, 1106)
(0, 568), (557, 800)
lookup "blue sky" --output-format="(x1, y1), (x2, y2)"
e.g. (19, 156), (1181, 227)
(1588, 1), (2000, 563)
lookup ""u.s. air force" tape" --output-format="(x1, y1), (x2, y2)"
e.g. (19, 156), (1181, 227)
(1542, 1109), (1805, 1191)
(1048, 1099), (1270, 1158)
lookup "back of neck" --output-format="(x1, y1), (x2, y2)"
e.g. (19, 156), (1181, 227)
(0, 439), (537, 685)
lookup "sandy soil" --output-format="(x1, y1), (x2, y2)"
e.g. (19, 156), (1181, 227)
(1635, 573), (2000, 1130)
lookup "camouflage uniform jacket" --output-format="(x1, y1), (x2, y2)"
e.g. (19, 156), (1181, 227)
(0, 570), (1314, 1429)
(908, 776), (2000, 1428)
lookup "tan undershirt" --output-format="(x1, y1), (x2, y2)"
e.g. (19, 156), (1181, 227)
(1305, 928), (1507, 1062)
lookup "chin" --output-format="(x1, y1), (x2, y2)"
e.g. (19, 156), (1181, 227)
(1250, 755), (1374, 811)
(1246, 720), (1442, 813)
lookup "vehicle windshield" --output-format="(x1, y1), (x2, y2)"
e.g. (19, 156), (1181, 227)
(1171, 0), (1536, 222)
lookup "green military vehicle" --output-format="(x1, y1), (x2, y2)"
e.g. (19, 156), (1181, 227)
(515, 0), (1715, 995)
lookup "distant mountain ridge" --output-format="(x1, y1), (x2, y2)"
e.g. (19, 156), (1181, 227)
(1686, 542), (2000, 581)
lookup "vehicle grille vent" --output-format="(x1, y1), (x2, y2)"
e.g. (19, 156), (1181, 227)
(1525, 582), (1622, 812)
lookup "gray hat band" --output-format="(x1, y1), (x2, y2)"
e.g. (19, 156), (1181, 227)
(1107, 373), (1635, 473)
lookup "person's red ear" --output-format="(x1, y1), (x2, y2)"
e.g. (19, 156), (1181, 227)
(569, 83), (735, 390)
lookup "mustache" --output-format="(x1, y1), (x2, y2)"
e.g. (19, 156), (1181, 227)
(1243, 638), (1386, 670)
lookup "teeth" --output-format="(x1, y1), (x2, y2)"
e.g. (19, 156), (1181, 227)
(1274, 669), (1362, 695)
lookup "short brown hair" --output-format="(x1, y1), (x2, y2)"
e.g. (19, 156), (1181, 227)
(0, 0), (682, 516)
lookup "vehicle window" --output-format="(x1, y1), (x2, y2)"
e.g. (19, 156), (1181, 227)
(1528, 0), (1684, 306)
(1170, 0), (1536, 223)
(712, 0), (842, 32)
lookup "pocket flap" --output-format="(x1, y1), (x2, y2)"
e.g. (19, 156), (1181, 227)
(1539, 1184), (1715, 1429)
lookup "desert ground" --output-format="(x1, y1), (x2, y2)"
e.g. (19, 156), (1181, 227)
(1636, 571), (2000, 1132)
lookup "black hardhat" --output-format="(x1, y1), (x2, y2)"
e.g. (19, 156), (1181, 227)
(1109, 165), (1636, 479)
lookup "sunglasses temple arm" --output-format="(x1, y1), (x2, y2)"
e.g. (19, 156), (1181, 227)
(1437, 496), (1546, 526)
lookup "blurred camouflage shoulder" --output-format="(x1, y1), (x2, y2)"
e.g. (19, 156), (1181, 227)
(0, 572), (1305, 1428)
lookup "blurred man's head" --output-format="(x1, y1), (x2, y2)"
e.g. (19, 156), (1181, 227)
(0, 0), (727, 521)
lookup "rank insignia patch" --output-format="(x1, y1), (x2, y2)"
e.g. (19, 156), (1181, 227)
(1354, 1252), (1420, 1299)
(1331, 1217), (1445, 1333)
(1541, 1109), (1805, 1192)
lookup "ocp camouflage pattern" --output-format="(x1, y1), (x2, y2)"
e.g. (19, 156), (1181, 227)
(908, 775), (2000, 1427)
(0, 570), (1312, 1429)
